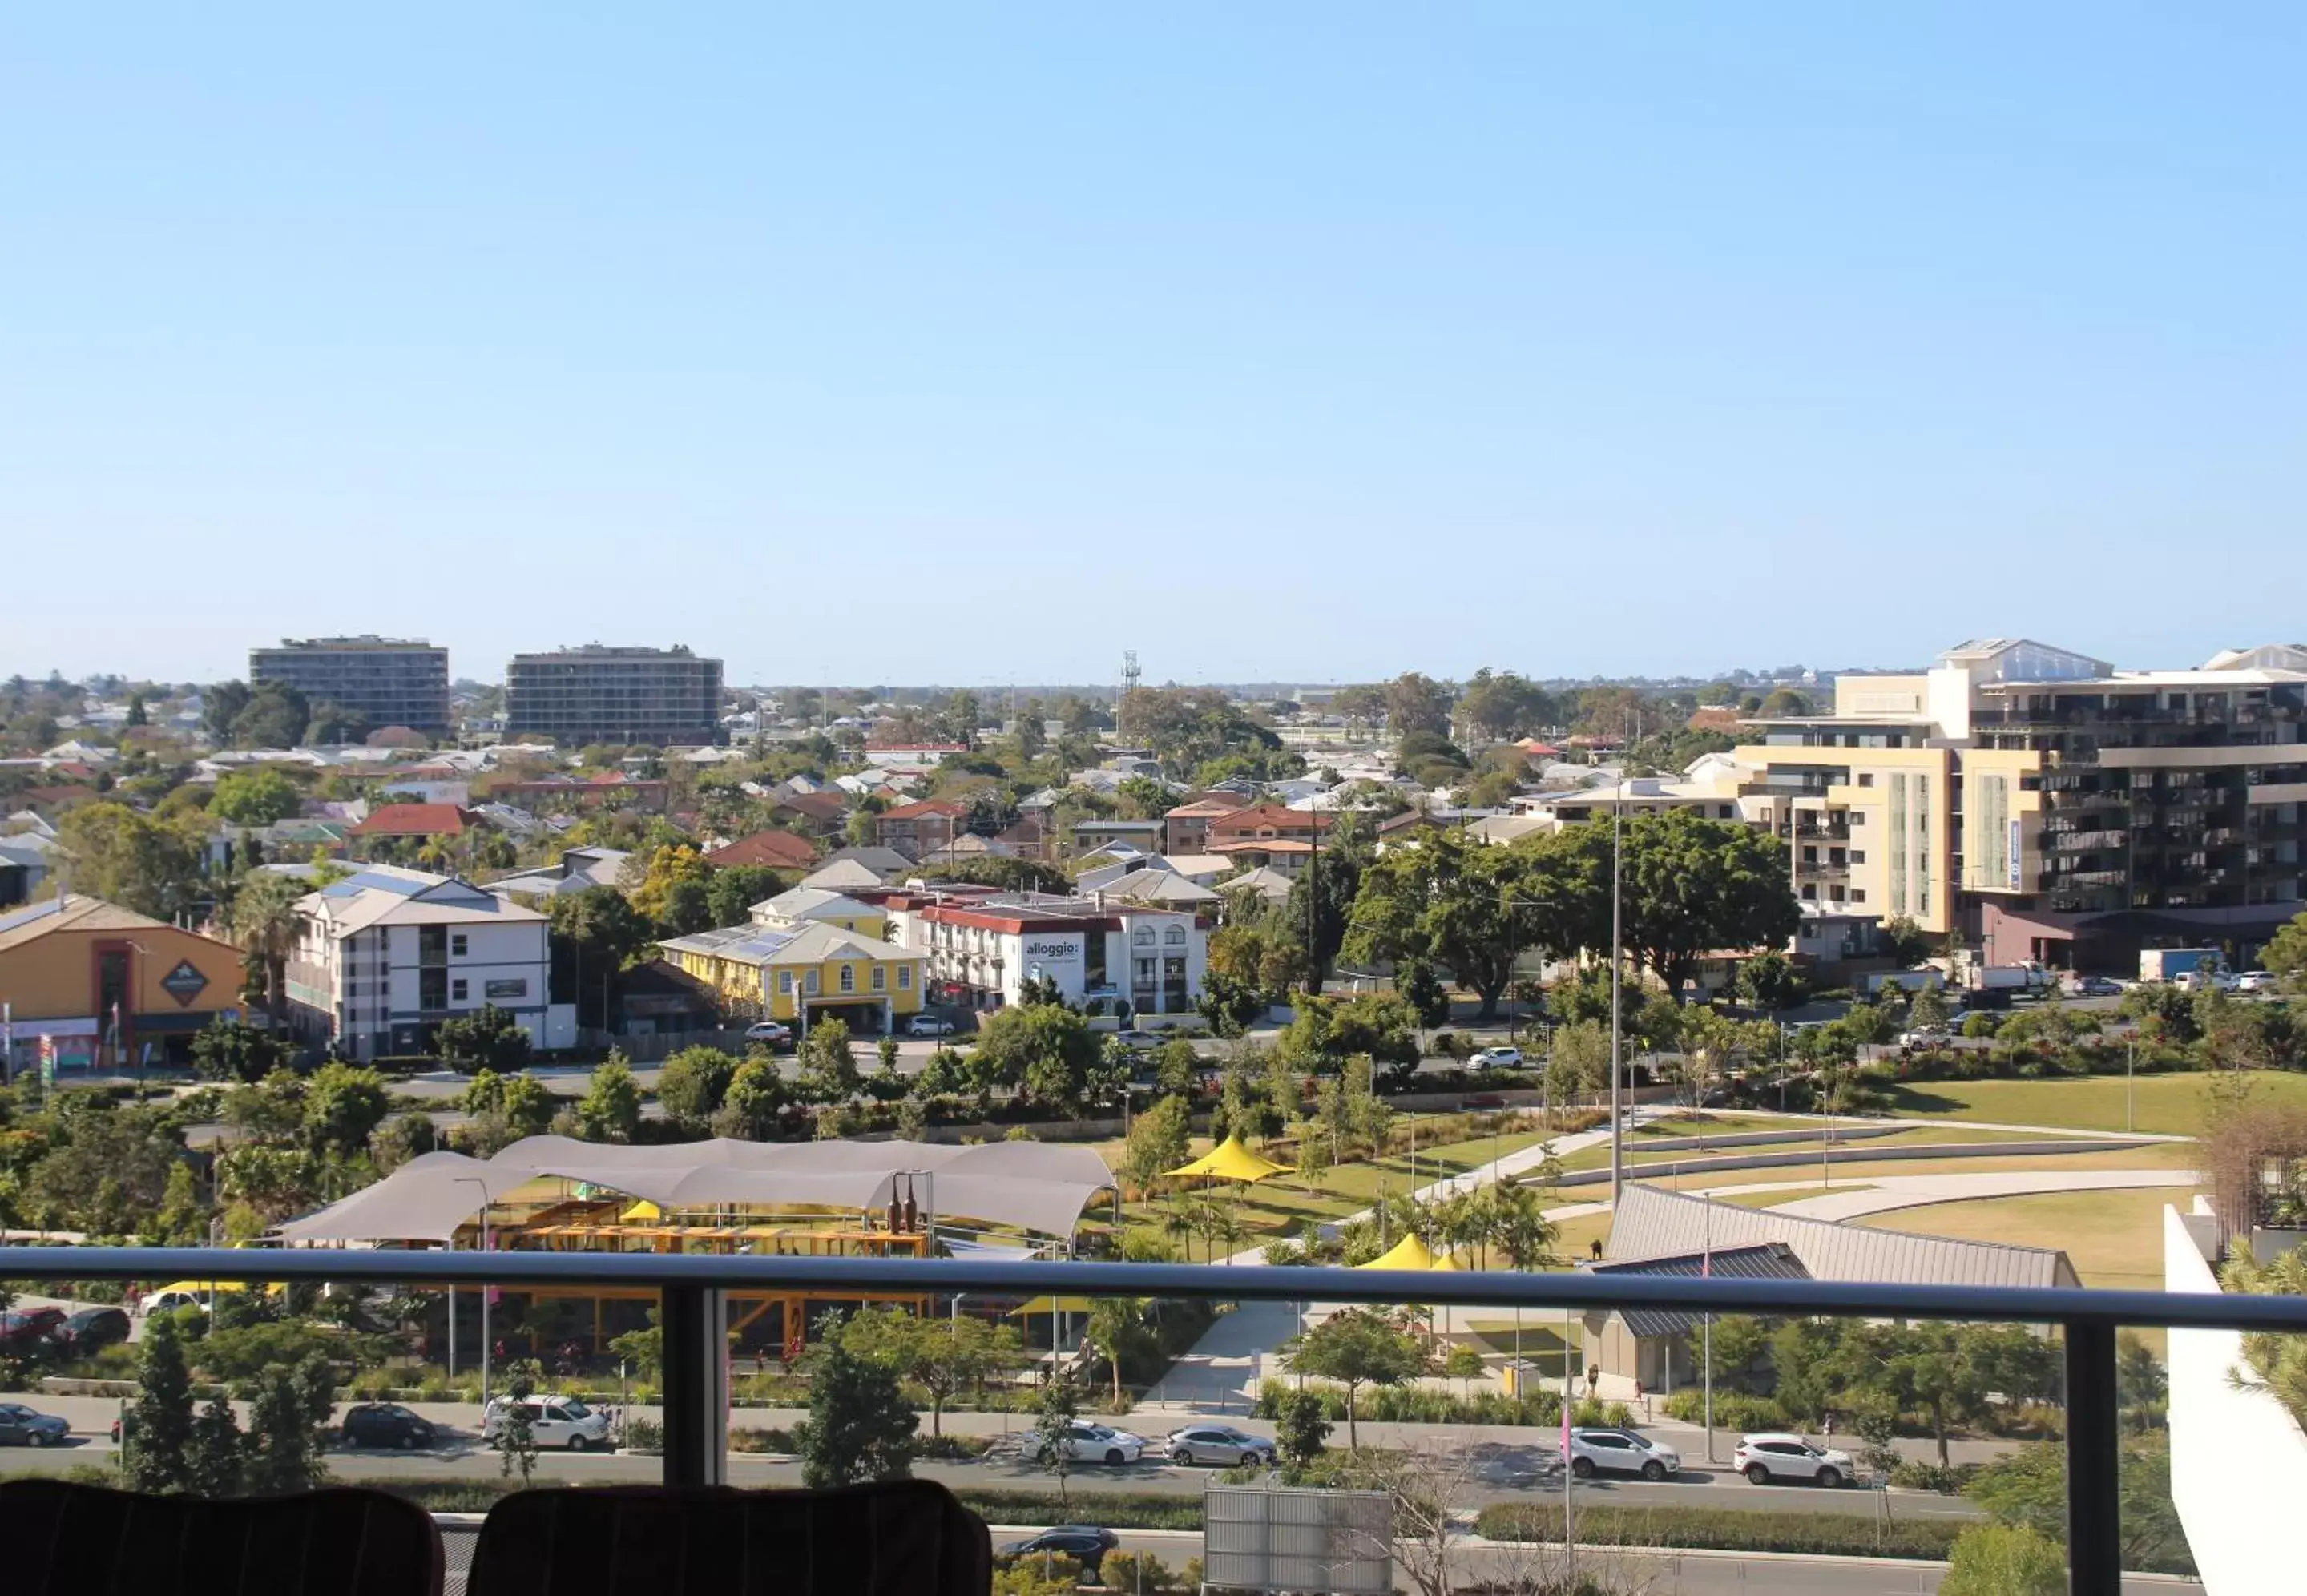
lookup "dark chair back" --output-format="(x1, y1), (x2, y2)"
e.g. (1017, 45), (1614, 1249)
(0, 1477), (445, 1596)
(468, 1482), (991, 1596)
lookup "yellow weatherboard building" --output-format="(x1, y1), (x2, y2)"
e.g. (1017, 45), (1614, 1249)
(659, 886), (923, 1034)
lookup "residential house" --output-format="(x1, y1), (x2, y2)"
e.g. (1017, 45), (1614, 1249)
(658, 911), (923, 1034)
(1067, 818), (1164, 859)
(705, 829), (819, 871)
(1204, 802), (1337, 877)
(1162, 792), (1252, 856)
(345, 803), (483, 861)
(484, 846), (634, 901)
(877, 800), (969, 857)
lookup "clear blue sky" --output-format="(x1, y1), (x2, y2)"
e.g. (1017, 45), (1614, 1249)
(5, 6), (2301, 688)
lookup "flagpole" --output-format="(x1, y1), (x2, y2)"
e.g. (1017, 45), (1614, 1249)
(1562, 1308), (1575, 1582)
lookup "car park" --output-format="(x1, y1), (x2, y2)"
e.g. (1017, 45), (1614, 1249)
(1564, 1426), (1680, 1481)
(999, 1527), (1118, 1574)
(1469, 1046), (1523, 1071)
(744, 1020), (795, 1050)
(56, 1307), (131, 1356)
(1036, 1419), (1146, 1465)
(905, 1014), (958, 1038)
(0, 1403), (70, 1447)
(1165, 1424), (1276, 1467)
(1733, 1432), (1854, 1487)
(482, 1394), (611, 1451)
(341, 1402), (438, 1450)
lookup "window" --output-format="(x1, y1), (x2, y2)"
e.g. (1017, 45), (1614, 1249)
(779, 970), (793, 993)
(1164, 925), (1186, 944)
(451, 978), (469, 1002)
(897, 966), (911, 989)
(1857, 773), (1874, 787)
(1849, 849), (1865, 864)
(805, 970), (820, 995)
(839, 964), (855, 993)
(450, 933), (468, 957)
(872, 965), (885, 991)
(1133, 925), (1155, 945)
(1852, 889), (1867, 902)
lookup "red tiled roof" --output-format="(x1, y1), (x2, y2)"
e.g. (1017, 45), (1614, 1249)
(866, 742), (968, 753)
(773, 792), (849, 822)
(1208, 836), (1315, 854)
(1164, 796), (1251, 820)
(882, 800), (969, 820)
(1206, 804), (1335, 838)
(349, 803), (474, 836)
(705, 830), (819, 869)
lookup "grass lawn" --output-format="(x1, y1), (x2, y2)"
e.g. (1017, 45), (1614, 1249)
(1856, 1186), (2187, 1290)
(1708, 1183), (1877, 1209)
(1553, 1122), (2041, 1175)
(1874, 1070), (2307, 1137)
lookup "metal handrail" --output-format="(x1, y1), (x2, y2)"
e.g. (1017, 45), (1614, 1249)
(6, 1247), (2304, 1332)
(11, 1245), (2300, 1595)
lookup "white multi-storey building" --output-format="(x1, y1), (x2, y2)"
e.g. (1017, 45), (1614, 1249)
(282, 865), (570, 1060)
(885, 889), (1208, 1018)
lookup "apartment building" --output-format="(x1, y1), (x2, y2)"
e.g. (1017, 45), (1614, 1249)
(282, 864), (568, 1060)
(1717, 638), (2307, 973)
(505, 644), (724, 747)
(887, 890), (1208, 1016)
(876, 800), (968, 858)
(249, 636), (450, 736)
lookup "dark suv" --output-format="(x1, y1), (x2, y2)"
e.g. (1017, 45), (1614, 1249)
(341, 1403), (438, 1449)
(57, 1307), (131, 1357)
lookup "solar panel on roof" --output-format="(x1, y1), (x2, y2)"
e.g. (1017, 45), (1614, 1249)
(0, 898), (62, 935)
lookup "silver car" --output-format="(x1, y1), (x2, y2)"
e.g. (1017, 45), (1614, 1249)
(1165, 1424), (1277, 1467)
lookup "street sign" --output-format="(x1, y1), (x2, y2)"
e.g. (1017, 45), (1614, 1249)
(161, 959), (211, 1005)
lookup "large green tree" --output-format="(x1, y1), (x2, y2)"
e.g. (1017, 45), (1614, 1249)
(1286, 814), (1370, 992)
(547, 887), (657, 1029)
(126, 1310), (197, 1493)
(657, 1046), (738, 1133)
(1344, 829), (1543, 1018)
(55, 802), (203, 917)
(972, 1002), (1102, 1114)
(1285, 1307), (1429, 1449)
(793, 1312), (918, 1488)
(224, 871), (308, 1023)
(1594, 809), (1799, 1000)
(211, 767), (304, 826)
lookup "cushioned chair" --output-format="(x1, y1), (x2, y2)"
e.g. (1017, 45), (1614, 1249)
(468, 1481), (991, 1596)
(0, 1477), (446, 1596)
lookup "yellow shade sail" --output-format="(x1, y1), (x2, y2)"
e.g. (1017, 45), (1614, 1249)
(1355, 1234), (1439, 1272)
(1007, 1295), (1098, 1317)
(620, 1200), (663, 1222)
(1428, 1251), (1463, 1272)
(1164, 1135), (1290, 1184)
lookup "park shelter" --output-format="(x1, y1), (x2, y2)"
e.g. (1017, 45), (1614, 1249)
(1166, 1135), (1289, 1184)
(1356, 1234), (1443, 1272)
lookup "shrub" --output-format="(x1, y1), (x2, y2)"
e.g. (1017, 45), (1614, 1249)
(1475, 1503), (1964, 1560)
(954, 1490), (1202, 1531)
(728, 1425), (795, 1453)
(1663, 1390), (1788, 1433)
(1890, 1461), (1978, 1493)
(1940, 1524), (2066, 1596)
(620, 1416), (663, 1453)
(1253, 1376), (1563, 1428)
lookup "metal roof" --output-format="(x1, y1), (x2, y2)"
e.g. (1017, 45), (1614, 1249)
(1603, 1186), (2078, 1292)
(1580, 1241), (1811, 1337)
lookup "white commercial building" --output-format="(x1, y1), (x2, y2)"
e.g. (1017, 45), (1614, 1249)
(283, 864), (571, 1061)
(888, 890), (1208, 1018)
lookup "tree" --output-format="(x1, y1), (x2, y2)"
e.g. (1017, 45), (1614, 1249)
(493, 1358), (545, 1486)
(974, 1002), (1101, 1114)
(224, 870), (307, 1022)
(715, 1054), (792, 1139)
(229, 682), (310, 748)
(244, 1354), (335, 1493)
(1457, 668), (1554, 742)
(1383, 673), (1454, 741)
(1878, 915), (1934, 968)
(1153, 1038), (1200, 1098)
(460, 1068), (557, 1137)
(212, 767), (304, 826)
(838, 1309), (1019, 1437)
(434, 1005), (534, 1073)
(794, 1311), (918, 1488)
(797, 1015), (861, 1103)
(2116, 1331), (2167, 1433)
(626, 843), (713, 933)
(302, 1062), (389, 1156)
(1084, 1297), (1151, 1409)
(1938, 1525), (2065, 1596)
(25, 1105), (188, 1235)
(1286, 1307), (1429, 1449)
(575, 1054), (643, 1141)
(1119, 1093), (1192, 1195)
(1735, 950), (1807, 1010)
(124, 691), (150, 729)
(1608, 810), (1801, 999)
(1287, 816), (1369, 990)
(706, 864), (788, 928)
(126, 1309), (197, 1493)
(1909, 982), (1953, 1032)
(2261, 907), (2307, 993)
(1688, 1313), (1771, 1392)
(1345, 830), (1539, 1019)
(191, 1018), (292, 1084)
(56, 802), (202, 917)
(1273, 1388), (1333, 1475)
(186, 1395), (246, 1497)
(547, 887), (657, 1029)
(656, 1046), (738, 1133)
(1031, 1375), (1081, 1509)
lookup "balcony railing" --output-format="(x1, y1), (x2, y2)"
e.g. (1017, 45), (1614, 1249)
(6, 1245), (2306, 1594)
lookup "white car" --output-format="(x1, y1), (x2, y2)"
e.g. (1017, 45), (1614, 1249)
(1564, 1426), (1680, 1481)
(1734, 1432), (1854, 1488)
(1469, 1046), (1523, 1071)
(2235, 971), (2277, 994)
(1897, 1026), (1952, 1050)
(482, 1395), (612, 1452)
(1037, 1419), (1146, 1466)
(907, 1014), (958, 1038)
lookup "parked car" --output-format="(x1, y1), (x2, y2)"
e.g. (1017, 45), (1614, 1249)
(341, 1402), (438, 1450)
(482, 1395), (612, 1451)
(999, 1526), (1118, 1575)
(905, 1014), (958, 1038)
(1734, 1432), (1854, 1488)
(1113, 1029), (1160, 1047)
(0, 1403), (70, 1447)
(2235, 970), (2278, 994)
(1036, 1419), (1145, 1466)
(1165, 1424), (1276, 1467)
(0, 1308), (67, 1348)
(2067, 974), (2124, 998)
(56, 1307), (131, 1357)
(1469, 1046), (1523, 1071)
(1896, 1026), (1951, 1050)
(744, 1020), (795, 1050)
(1564, 1426), (1680, 1481)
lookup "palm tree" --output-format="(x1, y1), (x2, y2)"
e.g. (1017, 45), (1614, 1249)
(1084, 1297), (1147, 1410)
(225, 871), (306, 1026)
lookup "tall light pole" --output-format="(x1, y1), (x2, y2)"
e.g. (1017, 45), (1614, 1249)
(1609, 796), (1623, 1208)
(453, 1176), (493, 1405)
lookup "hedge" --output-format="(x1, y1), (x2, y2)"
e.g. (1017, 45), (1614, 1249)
(1254, 1377), (1587, 1428)
(1474, 1502), (1968, 1560)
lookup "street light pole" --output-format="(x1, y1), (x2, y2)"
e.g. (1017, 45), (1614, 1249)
(453, 1177), (493, 1405)
(1609, 798), (1623, 1208)
(2128, 1034), (2136, 1135)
